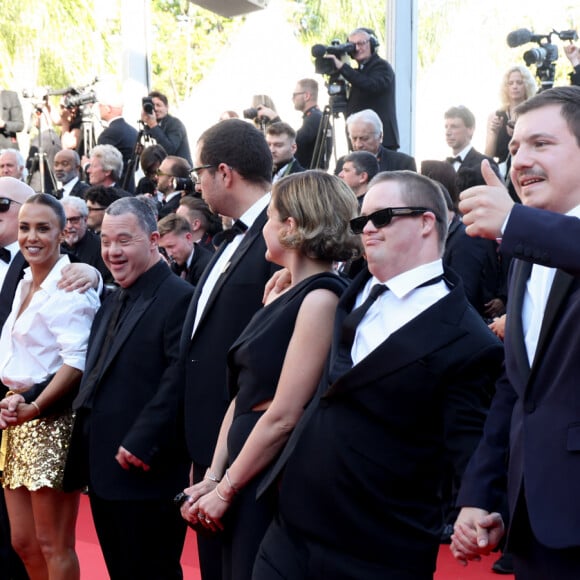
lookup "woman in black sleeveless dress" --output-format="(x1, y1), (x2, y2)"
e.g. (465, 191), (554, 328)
(181, 171), (361, 579)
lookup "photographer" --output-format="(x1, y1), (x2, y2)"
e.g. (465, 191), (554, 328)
(565, 43), (580, 86)
(325, 28), (400, 150)
(156, 155), (193, 219)
(0, 88), (24, 150)
(141, 91), (192, 165)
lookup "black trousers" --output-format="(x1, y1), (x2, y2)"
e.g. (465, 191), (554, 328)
(89, 492), (186, 580)
(510, 492), (580, 580)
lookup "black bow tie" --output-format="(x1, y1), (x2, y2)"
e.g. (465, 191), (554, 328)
(0, 247), (11, 264)
(446, 156), (462, 164)
(213, 219), (248, 246)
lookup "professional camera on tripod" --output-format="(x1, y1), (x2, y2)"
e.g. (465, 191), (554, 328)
(507, 27), (579, 91)
(308, 40), (355, 169)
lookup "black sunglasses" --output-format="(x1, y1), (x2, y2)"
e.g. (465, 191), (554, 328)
(0, 197), (21, 213)
(350, 206), (438, 234)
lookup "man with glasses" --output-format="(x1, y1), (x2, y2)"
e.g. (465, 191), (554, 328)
(254, 170), (503, 580)
(85, 186), (122, 234)
(156, 155), (192, 219)
(61, 196), (112, 284)
(324, 27), (399, 150)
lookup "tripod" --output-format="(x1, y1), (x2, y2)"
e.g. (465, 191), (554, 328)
(122, 121), (152, 191)
(26, 105), (58, 193)
(310, 77), (349, 170)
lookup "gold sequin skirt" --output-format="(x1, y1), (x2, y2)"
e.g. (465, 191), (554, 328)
(1, 410), (75, 491)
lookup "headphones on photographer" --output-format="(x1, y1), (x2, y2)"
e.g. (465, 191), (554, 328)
(359, 28), (379, 52)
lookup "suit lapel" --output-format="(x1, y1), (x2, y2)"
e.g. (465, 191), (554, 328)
(190, 209), (267, 338)
(505, 259), (532, 383)
(326, 283), (469, 397)
(0, 251), (26, 329)
(530, 269), (574, 378)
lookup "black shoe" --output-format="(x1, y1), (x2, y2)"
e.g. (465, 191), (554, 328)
(492, 552), (514, 574)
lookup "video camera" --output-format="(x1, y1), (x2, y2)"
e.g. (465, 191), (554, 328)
(174, 177), (196, 194)
(507, 28), (579, 90)
(63, 90), (97, 109)
(311, 40), (356, 76)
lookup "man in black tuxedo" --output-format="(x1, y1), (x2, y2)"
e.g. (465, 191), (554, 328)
(141, 91), (192, 165)
(180, 119), (279, 580)
(339, 109), (416, 174)
(0, 90), (24, 150)
(254, 171), (503, 580)
(66, 197), (193, 579)
(325, 28), (399, 149)
(53, 149), (90, 199)
(444, 105), (500, 192)
(97, 93), (138, 193)
(452, 86), (580, 578)
(158, 213), (212, 286)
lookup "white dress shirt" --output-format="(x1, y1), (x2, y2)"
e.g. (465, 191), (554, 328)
(192, 194), (270, 336)
(352, 260), (449, 364)
(0, 255), (100, 392)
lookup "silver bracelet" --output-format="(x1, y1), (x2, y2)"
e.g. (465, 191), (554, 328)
(204, 470), (221, 483)
(225, 470), (239, 494)
(30, 401), (41, 416)
(215, 487), (230, 503)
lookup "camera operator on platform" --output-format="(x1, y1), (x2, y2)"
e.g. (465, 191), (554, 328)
(324, 27), (399, 151)
(141, 91), (192, 165)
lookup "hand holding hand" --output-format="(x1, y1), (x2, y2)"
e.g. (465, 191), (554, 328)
(450, 508), (504, 565)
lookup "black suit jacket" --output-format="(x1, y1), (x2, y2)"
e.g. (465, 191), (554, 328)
(61, 229), (112, 286)
(180, 207), (279, 466)
(0, 251), (26, 333)
(458, 204), (580, 549)
(67, 261), (193, 500)
(264, 267), (503, 574)
(456, 147), (501, 189)
(145, 114), (192, 165)
(97, 117), (139, 193)
(444, 215), (502, 316)
(184, 243), (212, 287)
(377, 144), (416, 172)
(157, 192), (182, 219)
(69, 178), (90, 199)
(341, 53), (399, 149)
(0, 90), (24, 149)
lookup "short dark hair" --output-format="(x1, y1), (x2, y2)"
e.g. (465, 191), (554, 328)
(164, 156), (192, 178)
(148, 91), (168, 107)
(266, 121), (296, 140)
(444, 105), (476, 129)
(420, 160), (459, 209)
(343, 151), (380, 183)
(85, 185), (122, 208)
(157, 213), (192, 237)
(25, 193), (66, 229)
(198, 119), (272, 187)
(516, 85), (580, 147)
(179, 195), (222, 235)
(369, 171), (449, 253)
(140, 144), (167, 175)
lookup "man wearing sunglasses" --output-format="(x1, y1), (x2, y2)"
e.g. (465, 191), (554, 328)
(254, 170), (503, 580)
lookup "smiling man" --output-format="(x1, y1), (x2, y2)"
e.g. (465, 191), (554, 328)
(452, 85), (580, 579)
(67, 197), (193, 579)
(254, 171), (503, 580)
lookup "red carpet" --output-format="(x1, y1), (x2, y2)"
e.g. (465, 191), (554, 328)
(76, 495), (513, 579)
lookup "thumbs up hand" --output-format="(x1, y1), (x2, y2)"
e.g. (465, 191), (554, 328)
(458, 160), (515, 239)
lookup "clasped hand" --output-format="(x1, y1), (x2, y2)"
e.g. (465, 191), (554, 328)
(179, 478), (227, 532)
(0, 394), (37, 428)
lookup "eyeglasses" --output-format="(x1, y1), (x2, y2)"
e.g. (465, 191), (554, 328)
(349, 207), (438, 234)
(292, 92), (306, 98)
(65, 216), (84, 225)
(156, 170), (175, 178)
(87, 206), (107, 213)
(0, 197), (21, 213)
(190, 164), (217, 181)
(353, 40), (370, 48)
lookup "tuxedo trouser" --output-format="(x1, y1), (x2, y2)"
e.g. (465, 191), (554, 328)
(510, 490), (580, 580)
(89, 492), (186, 580)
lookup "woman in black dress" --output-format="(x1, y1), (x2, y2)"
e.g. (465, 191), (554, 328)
(180, 171), (361, 579)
